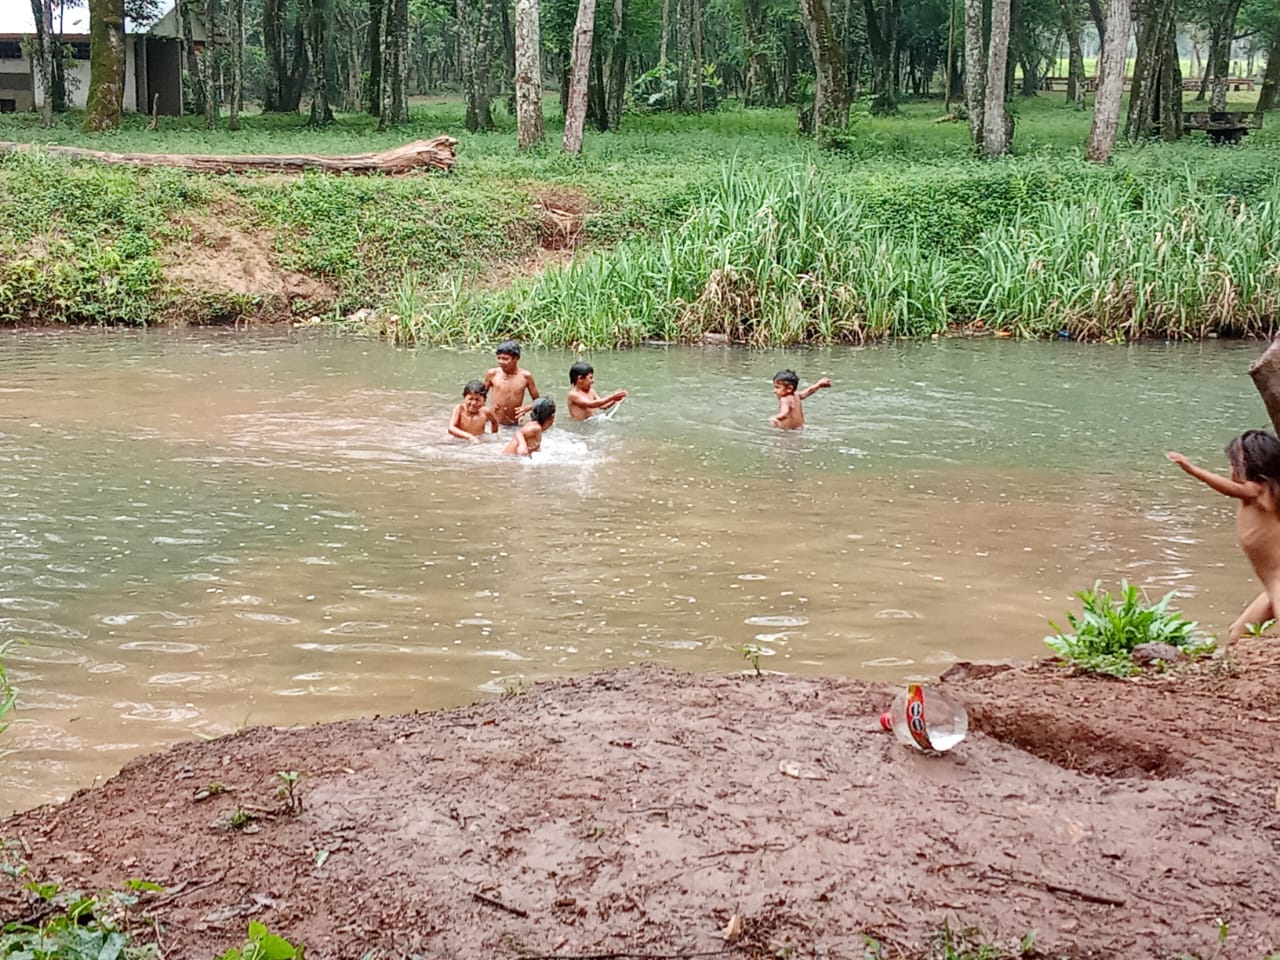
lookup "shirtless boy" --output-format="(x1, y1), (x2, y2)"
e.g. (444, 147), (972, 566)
(504, 397), (556, 457)
(770, 370), (832, 429)
(484, 341), (540, 426)
(447, 380), (499, 442)
(567, 361), (627, 421)
(1169, 431), (1280, 641)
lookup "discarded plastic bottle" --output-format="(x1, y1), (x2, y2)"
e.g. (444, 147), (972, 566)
(879, 684), (968, 752)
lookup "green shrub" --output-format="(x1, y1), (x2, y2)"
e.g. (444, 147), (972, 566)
(1044, 582), (1214, 677)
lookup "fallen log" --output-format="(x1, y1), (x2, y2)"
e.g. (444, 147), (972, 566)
(0, 136), (458, 175)
(1249, 337), (1280, 436)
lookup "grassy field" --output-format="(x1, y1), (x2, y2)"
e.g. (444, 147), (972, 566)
(1, 93), (1277, 342)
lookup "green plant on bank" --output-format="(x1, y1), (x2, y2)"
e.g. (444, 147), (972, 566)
(217, 920), (305, 960)
(1044, 582), (1214, 677)
(862, 922), (1039, 959)
(0, 880), (161, 960)
(740, 643), (763, 677)
(275, 771), (303, 816)
(1244, 618), (1277, 637)
(0, 639), (19, 736)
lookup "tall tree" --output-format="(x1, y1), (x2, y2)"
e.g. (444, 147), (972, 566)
(264, 0), (310, 111)
(366, 0), (384, 114)
(862, 0), (900, 114)
(981, 0), (1013, 154)
(604, 0), (627, 129)
(1056, 0), (1085, 106)
(962, 0), (985, 145)
(1125, 0), (1178, 141)
(28, 0), (55, 126)
(562, 0), (598, 151)
(308, 0), (334, 124)
(515, 0), (545, 147)
(201, 0), (218, 128)
(1259, 29), (1280, 111)
(801, 0), (850, 127)
(178, 0), (205, 114)
(230, 0), (244, 128)
(742, 0), (774, 105)
(84, 0), (125, 131)
(379, 0), (409, 125)
(1208, 0), (1244, 109)
(1086, 0), (1129, 160)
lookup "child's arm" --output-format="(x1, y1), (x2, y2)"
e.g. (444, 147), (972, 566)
(1166, 451), (1261, 500)
(799, 377), (832, 400)
(525, 371), (540, 401)
(485, 409), (500, 433)
(770, 396), (792, 427)
(512, 428), (531, 456)
(447, 405), (476, 442)
(572, 388), (627, 410)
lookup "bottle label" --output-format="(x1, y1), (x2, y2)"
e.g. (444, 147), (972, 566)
(905, 683), (933, 751)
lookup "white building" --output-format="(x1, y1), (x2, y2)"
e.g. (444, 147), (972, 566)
(0, 1), (206, 115)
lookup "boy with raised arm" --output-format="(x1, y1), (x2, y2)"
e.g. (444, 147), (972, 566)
(484, 340), (540, 426)
(567, 361), (627, 421)
(770, 369), (832, 429)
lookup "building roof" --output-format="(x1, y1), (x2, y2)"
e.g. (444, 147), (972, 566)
(0, 0), (173, 37)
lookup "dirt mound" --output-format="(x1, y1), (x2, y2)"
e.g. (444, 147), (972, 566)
(3, 643), (1280, 959)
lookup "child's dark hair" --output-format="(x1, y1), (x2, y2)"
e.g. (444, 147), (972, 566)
(496, 340), (521, 358)
(529, 397), (556, 425)
(773, 369), (800, 389)
(462, 379), (487, 397)
(1227, 430), (1280, 496)
(569, 361), (593, 385)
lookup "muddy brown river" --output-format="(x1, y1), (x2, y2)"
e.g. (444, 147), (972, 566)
(0, 330), (1264, 811)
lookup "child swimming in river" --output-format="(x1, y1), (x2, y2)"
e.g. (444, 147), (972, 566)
(504, 397), (556, 457)
(1167, 429), (1280, 641)
(567, 361), (627, 421)
(447, 380), (499, 442)
(770, 370), (832, 430)
(485, 340), (540, 426)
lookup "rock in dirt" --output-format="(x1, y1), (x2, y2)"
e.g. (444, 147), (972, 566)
(1131, 642), (1187, 666)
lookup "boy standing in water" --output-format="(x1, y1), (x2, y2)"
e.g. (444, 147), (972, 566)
(447, 380), (500, 442)
(504, 397), (556, 457)
(485, 341), (540, 426)
(1168, 430), (1280, 642)
(770, 370), (832, 429)
(567, 361), (627, 420)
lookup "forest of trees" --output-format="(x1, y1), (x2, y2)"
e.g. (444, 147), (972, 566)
(31, 0), (1279, 158)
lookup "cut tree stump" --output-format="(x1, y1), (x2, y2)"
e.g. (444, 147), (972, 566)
(1250, 338), (1280, 437)
(0, 137), (458, 175)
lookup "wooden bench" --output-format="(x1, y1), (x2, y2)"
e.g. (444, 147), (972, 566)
(1181, 77), (1256, 92)
(1183, 110), (1263, 144)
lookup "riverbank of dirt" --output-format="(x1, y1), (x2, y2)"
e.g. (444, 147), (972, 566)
(3, 640), (1280, 959)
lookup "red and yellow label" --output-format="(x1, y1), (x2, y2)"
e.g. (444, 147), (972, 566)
(905, 683), (933, 750)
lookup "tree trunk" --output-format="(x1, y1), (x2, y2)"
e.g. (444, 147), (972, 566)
(379, 0), (409, 126)
(1209, 0), (1243, 111)
(742, 0), (770, 106)
(799, 0), (850, 129)
(515, 0), (545, 148)
(1258, 30), (1280, 112)
(676, 0), (692, 107)
(660, 0), (670, 65)
(201, 0), (218, 128)
(1085, 0), (1128, 161)
(1086, 0), (1103, 42)
(589, 43), (608, 130)
(1125, 0), (1177, 141)
(963, 0), (985, 146)
(472, 0), (497, 129)
(308, 0), (333, 125)
(230, 0), (244, 128)
(943, 0), (956, 109)
(29, 0), (55, 126)
(693, 0), (704, 111)
(562, 0), (597, 152)
(84, 0), (125, 132)
(458, 0), (477, 127)
(366, 0), (384, 115)
(1057, 0), (1085, 107)
(604, 0), (627, 129)
(861, 0), (898, 115)
(981, 0), (1012, 155)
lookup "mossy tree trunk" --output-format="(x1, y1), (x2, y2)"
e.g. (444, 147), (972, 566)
(1208, 0), (1243, 111)
(365, 0), (384, 115)
(742, 0), (774, 106)
(201, 0), (218, 129)
(307, 0), (334, 125)
(1057, 0), (1085, 107)
(83, 0), (125, 132)
(230, 0), (244, 128)
(1259, 29), (1280, 112)
(562, 0), (597, 152)
(514, 0), (544, 147)
(800, 0), (850, 129)
(862, 0), (899, 115)
(378, 0), (409, 126)
(980, 0), (1012, 155)
(1125, 0), (1177, 141)
(29, 0), (55, 126)
(962, 0), (985, 146)
(604, 0), (627, 129)
(1085, 0), (1129, 161)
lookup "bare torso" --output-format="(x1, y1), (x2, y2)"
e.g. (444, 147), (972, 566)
(1237, 495), (1280, 589)
(487, 368), (536, 426)
(773, 395), (804, 429)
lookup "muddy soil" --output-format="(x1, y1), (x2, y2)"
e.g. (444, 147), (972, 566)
(3, 640), (1280, 960)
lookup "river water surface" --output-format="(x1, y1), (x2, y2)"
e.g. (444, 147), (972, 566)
(0, 330), (1265, 811)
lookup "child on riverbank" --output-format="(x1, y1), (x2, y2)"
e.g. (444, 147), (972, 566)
(504, 397), (556, 457)
(1168, 429), (1280, 641)
(770, 370), (832, 429)
(447, 380), (500, 442)
(567, 361), (627, 421)
(485, 341), (540, 426)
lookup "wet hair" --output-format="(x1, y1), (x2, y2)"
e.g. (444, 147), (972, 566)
(773, 369), (800, 389)
(1226, 430), (1280, 496)
(495, 340), (522, 358)
(529, 396), (556, 425)
(569, 361), (594, 385)
(462, 379), (487, 397)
